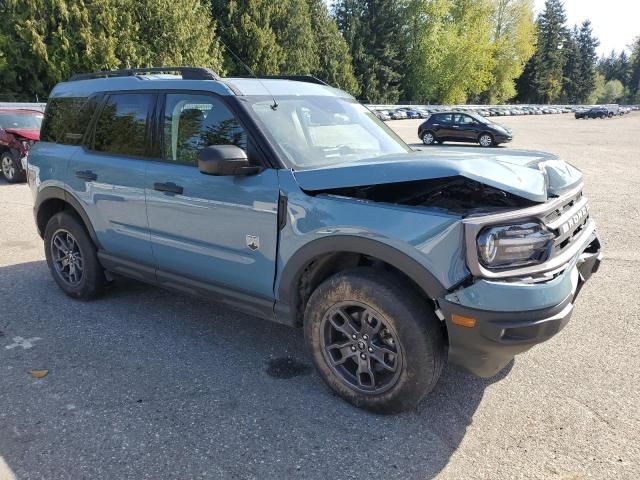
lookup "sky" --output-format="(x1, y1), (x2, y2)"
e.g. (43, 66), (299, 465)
(533, 0), (639, 56)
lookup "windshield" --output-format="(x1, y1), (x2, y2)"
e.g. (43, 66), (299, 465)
(0, 112), (43, 130)
(248, 96), (411, 169)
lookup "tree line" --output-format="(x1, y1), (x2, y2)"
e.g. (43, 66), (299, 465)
(0, 0), (638, 104)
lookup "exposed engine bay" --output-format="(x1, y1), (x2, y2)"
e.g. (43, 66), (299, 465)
(311, 176), (537, 215)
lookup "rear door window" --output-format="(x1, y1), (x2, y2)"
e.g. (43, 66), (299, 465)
(93, 93), (154, 157)
(40, 97), (97, 145)
(162, 93), (247, 166)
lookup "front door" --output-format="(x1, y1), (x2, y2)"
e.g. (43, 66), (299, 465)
(144, 92), (280, 299)
(453, 114), (481, 142)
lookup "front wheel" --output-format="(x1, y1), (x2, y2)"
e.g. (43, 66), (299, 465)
(479, 133), (494, 147)
(1, 151), (25, 183)
(304, 268), (446, 414)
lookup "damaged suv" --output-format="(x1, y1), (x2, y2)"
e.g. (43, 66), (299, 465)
(29, 68), (601, 413)
(0, 108), (43, 182)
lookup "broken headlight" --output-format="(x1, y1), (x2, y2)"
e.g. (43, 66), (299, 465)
(477, 222), (554, 269)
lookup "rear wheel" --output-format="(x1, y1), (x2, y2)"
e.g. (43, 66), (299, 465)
(44, 211), (107, 299)
(304, 268), (446, 414)
(479, 133), (494, 147)
(1, 151), (25, 183)
(421, 131), (436, 145)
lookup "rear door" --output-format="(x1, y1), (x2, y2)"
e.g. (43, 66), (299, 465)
(67, 92), (156, 265)
(144, 92), (279, 299)
(433, 113), (456, 140)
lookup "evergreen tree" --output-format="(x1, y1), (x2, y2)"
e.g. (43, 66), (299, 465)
(0, 0), (223, 99)
(212, 0), (285, 75)
(306, 0), (360, 94)
(561, 27), (582, 103)
(629, 37), (640, 102)
(575, 20), (599, 101)
(532, 0), (568, 103)
(335, 0), (404, 103)
(271, 0), (317, 75)
(598, 50), (630, 86)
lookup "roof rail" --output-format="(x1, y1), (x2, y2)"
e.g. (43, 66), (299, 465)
(68, 66), (221, 82)
(252, 75), (329, 86)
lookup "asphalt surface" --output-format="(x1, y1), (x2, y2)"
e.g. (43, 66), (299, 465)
(1, 113), (639, 479)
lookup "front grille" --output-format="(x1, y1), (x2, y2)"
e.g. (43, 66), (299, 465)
(544, 190), (589, 258)
(543, 190), (583, 224)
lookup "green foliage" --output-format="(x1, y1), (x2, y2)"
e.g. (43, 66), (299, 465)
(404, 0), (496, 104)
(485, 0), (536, 103)
(574, 20), (599, 101)
(586, 72), (605, 104)
(211, 0), (283, 75)
(213, 0), (358, 93)
(0, 0), (223, 100)
(531, 0), (567, 103)
(335, 0), (404, 103)
(560, 27), (582, 103)
(597, 79), (625, 103)
(625, 37), (640, 102)
(598, 50), (630, 86)
(306, 0), (360, 95)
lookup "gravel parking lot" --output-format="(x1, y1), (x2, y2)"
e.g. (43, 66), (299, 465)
(1, 113), (639, 479)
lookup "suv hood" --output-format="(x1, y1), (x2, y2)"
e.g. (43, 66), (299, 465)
(293, 148), (582, 203)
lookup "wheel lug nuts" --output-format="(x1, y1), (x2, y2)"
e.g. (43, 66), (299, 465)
(352, 334), (357, 339)
(360, 353), (366, 360)
(368, 347), (374, 353)
(362, 334), (369, 340)
(351, 345), (357, 352)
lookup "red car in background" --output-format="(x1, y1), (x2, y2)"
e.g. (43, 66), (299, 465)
(0, 108), (43, 183)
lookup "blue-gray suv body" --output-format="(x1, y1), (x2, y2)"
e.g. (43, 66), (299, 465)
(28, 67), (601, 413)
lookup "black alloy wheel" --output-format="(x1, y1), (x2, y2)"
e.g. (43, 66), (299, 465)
(320, 301), (402, 394)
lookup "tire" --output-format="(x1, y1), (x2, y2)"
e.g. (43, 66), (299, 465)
(421, 130), (436, 145)
(304, 268), (446, 414)
(44, 211), (107, 300)
(1, 151), (25, 183)
(478, 133), (494, 147)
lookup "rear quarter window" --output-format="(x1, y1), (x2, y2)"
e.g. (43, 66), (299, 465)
(40, 96), (98, 145)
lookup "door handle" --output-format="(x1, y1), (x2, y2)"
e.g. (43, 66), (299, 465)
(153, 182), (183, 195)
(75, 170), (97, 181)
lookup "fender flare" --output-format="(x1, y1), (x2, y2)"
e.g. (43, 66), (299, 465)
(275, 235), (448, 325)
(34, 186), (100, 247)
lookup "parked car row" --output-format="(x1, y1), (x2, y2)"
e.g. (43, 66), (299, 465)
(574, 105), (633, 119)
(372, 104), (639, 121)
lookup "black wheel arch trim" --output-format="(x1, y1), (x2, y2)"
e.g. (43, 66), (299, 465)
(275, 235), (448, 325)
(34, 186), (101, 247)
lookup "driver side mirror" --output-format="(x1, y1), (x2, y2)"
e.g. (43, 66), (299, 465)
(198, 145), (262, 176)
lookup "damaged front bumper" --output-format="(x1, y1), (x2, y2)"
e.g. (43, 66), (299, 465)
(438, 231), (602, 378)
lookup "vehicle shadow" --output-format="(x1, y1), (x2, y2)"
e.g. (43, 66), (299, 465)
(410, 142), (508, 150)
(0, 260), (511, 479)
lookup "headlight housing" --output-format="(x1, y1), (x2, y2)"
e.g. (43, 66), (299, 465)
(477, 222), (554, 269)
